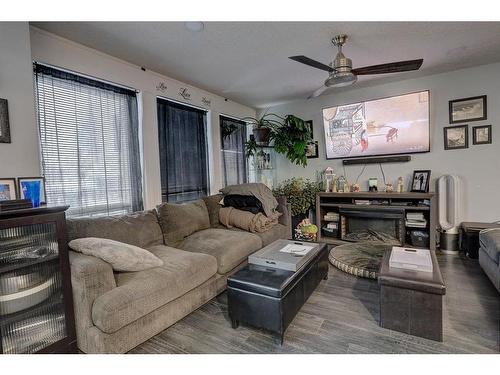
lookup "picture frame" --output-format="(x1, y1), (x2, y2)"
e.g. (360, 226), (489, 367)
(449, 95), (487, 124)
(444, 125), (468, 150)
(472, 125), (492, 145)
(18, 177), (46, 206)
(305, 120), (313, 138)
(0, 98), (11, 144)
(0, 178), (18, 201)
(305, 141), (319, 159)
(411, 170), (431, 193)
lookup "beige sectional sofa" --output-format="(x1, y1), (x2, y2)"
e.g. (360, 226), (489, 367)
(67, 194), (291, 353)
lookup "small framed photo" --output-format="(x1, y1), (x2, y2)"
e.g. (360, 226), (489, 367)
(411, 170), (431, 193)
(449, 95), (487, 124)
(444, 125), (468, 150)
(0, 98), (11, 144)
(472, 125), (492, 145)
(18, 177), (46, 207)
(0, 178), (18, 201)
(305, 141), (318, 159)
(305, 120), (313, 138)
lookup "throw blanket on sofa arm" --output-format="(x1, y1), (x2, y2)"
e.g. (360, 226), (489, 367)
(219, 206), (281, 233)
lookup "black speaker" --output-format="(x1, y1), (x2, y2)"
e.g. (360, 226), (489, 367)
(342, 155), (411, 165)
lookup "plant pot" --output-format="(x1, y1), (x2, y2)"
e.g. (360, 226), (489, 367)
(253, 127), (271, 146)
(292, 211), (309, 240)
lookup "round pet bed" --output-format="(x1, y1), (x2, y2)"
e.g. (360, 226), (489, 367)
(328, 242), (391, 279)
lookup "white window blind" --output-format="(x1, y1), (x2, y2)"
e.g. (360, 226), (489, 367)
(34, 64), (143, 217)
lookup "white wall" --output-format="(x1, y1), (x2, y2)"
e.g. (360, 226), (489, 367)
(262, 63), (500, 222)
(0, 23), (40, 178)
(28, 26), (256, 209)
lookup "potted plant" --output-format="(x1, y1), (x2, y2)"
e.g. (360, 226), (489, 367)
(270, 114), (312, 167)
(273, 177), (321, 239)
(242, 113), (283, 146)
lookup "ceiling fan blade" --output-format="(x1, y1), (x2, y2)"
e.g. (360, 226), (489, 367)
(352, 59), (423, 76)
(289, 55), (333, 72)
(308, 85), (329, 99)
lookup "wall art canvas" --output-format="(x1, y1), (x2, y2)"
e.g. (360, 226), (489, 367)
(322, 90), (430, 159)
(0, 98), (11, 143)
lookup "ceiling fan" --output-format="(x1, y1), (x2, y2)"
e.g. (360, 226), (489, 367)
(289, 34), (423, 99)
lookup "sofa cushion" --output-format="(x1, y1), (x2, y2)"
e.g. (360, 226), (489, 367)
(69, 237), (163, 272)
(254, 224), (289, 246)
(480, 228), (500, 264)
(180, 228), (262, 274)
(202, 194), (224, 228)
(67, 210), (163, 249)
(157, 199), (211, 247)
(91, 246), (217, 334)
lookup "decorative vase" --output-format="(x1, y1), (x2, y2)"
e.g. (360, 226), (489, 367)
(292, 211), (309, 240)
(253, 127), (271, 146)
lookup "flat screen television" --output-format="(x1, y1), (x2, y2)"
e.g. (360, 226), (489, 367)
(322, 90), (430, 159)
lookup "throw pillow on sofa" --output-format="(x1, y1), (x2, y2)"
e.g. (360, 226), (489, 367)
(156, 199), (211, 247)
(69, 237), (164, 272)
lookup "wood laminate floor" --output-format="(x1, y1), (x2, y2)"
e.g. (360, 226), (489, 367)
(130, 253), (500, 354)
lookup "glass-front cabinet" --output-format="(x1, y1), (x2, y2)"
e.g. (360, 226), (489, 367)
(248, 145), (278, 190)
(0, 206), (76, 354)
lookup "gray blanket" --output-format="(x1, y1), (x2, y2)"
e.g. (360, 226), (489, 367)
(220, 183), (278, 217)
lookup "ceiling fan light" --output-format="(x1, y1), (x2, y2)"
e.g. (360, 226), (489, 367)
(324, 72), (357, 87)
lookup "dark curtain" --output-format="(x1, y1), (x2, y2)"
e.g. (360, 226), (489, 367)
(157, 98), (209, 203)
(220, 115), (248, 186)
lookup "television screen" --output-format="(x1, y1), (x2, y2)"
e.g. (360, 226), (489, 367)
(322, 90), (430, 159)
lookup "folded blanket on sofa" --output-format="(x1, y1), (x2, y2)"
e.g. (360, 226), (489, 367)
(219, 206), (281, 233)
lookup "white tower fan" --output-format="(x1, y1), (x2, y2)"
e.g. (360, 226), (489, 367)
(437, 175), (462, 254)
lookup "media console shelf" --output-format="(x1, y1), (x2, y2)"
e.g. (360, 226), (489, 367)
(316, 192), (437, 250)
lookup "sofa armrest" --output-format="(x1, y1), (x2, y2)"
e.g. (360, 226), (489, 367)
(276, 196), (292, 239)
(69, 251), (116, 351)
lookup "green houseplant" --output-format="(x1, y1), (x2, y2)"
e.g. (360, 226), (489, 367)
(243, 113), (312, 167)
(273, 177), (321, 239)
(242, 113), (283, 146)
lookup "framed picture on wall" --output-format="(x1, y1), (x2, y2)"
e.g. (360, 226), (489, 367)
(411, 170), (431, 193)
(0, 98), (11, 143)
(472, 125), (492, 145)
(449, 95), (487, 124)
(0, 178), (18, 201)
(305, 141), (319, 159)
(444, 125), (468, 150)
(305, 120), (313, 138)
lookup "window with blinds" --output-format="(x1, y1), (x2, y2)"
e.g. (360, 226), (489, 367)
(220, 115), (248, 186)
(157, 98), (209, 203)
(34, 64), (143, 217)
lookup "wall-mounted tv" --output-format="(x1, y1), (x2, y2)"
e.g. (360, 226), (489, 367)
(322, 90), (430, 159)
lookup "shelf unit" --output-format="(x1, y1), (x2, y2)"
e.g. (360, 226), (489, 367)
(316, 192), (437, 250)
(0, 206), (76, 354)
(248, 145), (277, 189)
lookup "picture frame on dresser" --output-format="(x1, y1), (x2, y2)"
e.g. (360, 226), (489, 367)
(449, 95), (487, 124)
(18, 177), (46, 207)
(0, 178), (18, 201)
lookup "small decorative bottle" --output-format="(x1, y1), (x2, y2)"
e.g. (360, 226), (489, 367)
(397, 176), (404, 193)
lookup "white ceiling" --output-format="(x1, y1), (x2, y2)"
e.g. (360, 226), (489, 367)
(31, 22), (500, 108)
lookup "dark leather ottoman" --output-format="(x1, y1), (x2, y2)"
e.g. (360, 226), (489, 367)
(227, 243), (328, 345)
(378, 249), (446, 341)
